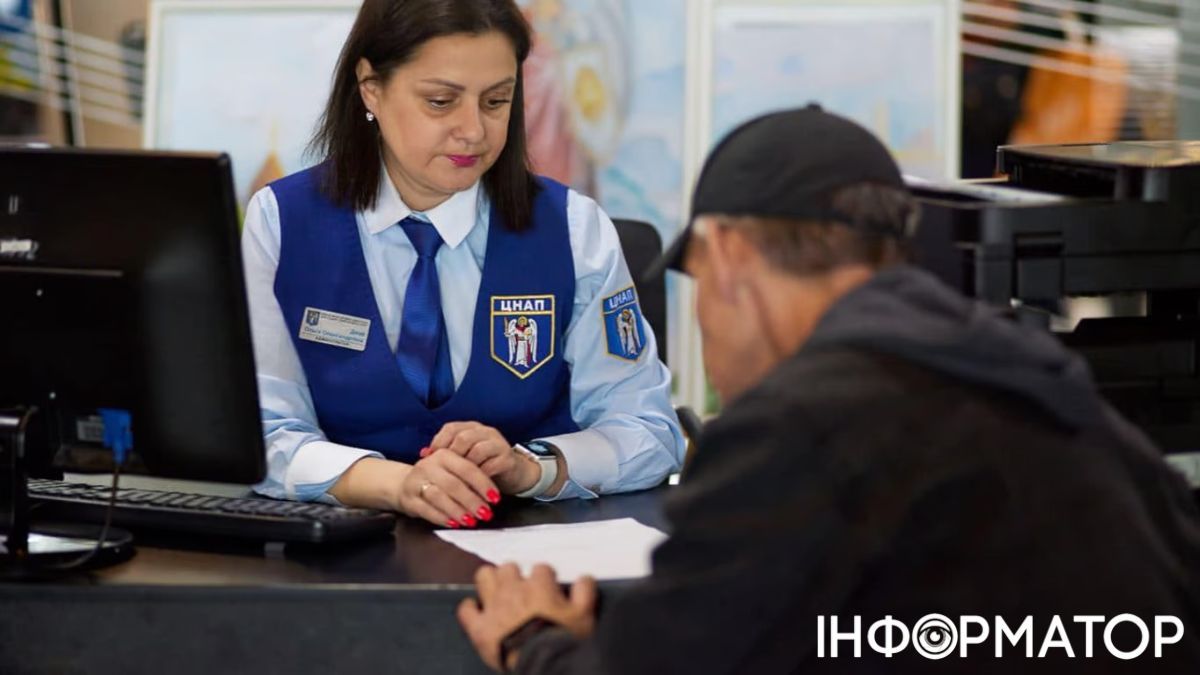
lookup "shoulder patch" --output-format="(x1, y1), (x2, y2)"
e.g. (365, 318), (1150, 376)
(601, 286), (646, 361)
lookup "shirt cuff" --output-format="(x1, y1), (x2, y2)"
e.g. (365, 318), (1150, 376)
(534, 429), (618, 502)
(286, 440), (383, 502)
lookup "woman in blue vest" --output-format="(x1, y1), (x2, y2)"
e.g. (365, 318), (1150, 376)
(240, 0), (684, 528)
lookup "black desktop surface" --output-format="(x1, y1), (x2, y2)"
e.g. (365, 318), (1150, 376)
(2, 486), (670, 675)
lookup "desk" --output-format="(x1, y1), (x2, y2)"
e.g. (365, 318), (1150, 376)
(0, 487), (669, 675)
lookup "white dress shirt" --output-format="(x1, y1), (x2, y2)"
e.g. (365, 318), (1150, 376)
(241, 172), (685, 503)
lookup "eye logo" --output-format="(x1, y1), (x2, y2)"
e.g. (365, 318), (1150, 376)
(913, 614), (957, 659)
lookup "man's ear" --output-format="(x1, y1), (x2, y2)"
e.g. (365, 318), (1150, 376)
(356, 58), (381, 115)
(705, 224), (751, 303)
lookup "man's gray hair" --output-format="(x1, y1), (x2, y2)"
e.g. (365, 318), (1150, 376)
(719, 182), (918, 276)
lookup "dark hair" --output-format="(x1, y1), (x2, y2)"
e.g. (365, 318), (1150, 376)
(309, 0), (538, 231)
(724, 183), (918, 275)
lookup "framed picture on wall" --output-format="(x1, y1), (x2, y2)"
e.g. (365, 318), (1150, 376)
(707, 0), (960, 181)
(144, 0), (359, 207)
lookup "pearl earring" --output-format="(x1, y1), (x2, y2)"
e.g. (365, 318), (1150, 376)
(365, 111), (375, 122)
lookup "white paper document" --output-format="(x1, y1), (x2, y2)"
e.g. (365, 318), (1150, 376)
(436, 518), (668, 582)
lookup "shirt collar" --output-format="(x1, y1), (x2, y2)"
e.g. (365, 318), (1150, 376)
(363, 165), (481, 249)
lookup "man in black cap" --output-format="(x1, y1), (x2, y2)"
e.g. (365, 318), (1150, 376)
(457, 106), (1200, 673)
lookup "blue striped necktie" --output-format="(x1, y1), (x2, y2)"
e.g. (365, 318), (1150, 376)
(396, 217), (454, 408)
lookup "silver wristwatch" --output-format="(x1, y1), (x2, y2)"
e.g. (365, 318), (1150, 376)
(513, 440), (560, 498)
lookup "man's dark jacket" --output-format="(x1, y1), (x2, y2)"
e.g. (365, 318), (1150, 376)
(518, 266), (1200, 674)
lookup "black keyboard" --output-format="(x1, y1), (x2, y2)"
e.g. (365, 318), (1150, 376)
(27, 478), (397, 544)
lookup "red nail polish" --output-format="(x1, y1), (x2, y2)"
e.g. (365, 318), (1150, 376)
(461, 515), (476, 528)
(477, 505), (493, 521)
(446, 520), (460, 529)
(419, 446), (430, 458)
(486, 489), (500, 504)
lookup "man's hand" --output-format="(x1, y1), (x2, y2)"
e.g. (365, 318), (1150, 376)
(458, 563), (598, 672)
(425, 422), (541, 494)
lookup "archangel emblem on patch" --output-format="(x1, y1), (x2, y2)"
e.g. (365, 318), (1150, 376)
(602, 286), (645, 361)
(491, 295), (556, 378)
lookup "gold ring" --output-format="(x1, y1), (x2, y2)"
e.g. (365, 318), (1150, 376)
(419, 481), (433, 497)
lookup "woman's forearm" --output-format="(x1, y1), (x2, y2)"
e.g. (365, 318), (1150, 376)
(327, 457), (410, 512)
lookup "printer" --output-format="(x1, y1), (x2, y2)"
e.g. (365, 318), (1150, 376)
(910, 141), (1200, 487)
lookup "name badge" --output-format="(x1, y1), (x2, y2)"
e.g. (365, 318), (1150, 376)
(298, 307), (370, 352)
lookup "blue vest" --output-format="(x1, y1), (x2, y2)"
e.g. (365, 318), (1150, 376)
(271, 167), (579, 463)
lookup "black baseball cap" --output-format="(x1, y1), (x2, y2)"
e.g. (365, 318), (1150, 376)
(647, 104), (907, 277)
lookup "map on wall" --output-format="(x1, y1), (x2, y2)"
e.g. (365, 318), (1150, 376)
(712, 3), (957, 180)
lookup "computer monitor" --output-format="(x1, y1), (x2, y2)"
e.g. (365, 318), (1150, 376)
(0, 147), (265, 567)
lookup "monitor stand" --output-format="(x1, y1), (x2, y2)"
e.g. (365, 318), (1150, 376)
(1, 406), (134, 579)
